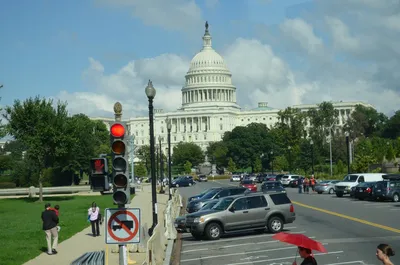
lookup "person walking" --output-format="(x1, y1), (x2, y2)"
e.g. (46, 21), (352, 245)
(293, 247), (317, 265)
(303, 177), (310, 194)
(41, 203), (59, 255)
(88, 202), (100, 237)
(298, 177), (304, 194)
(376, 243), (395, 265)
(310, 176), (316, 192)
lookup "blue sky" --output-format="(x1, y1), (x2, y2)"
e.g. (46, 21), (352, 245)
(0, 0), (399, 117)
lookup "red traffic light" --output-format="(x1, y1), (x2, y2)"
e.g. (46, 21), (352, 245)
(110, 123), (125, 138)
(114, 174), (128, 188)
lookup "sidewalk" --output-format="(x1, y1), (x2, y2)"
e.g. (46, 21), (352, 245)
(23, 186), (169, 265)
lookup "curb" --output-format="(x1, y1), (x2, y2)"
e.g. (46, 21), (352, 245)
(163, 239), (175, 265)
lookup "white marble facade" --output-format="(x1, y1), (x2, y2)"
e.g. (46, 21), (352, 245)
(91, 24), (374, 156)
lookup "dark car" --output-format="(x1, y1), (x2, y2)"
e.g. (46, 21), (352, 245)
(261, 181), (286, 193)
(372, 174), (400, 202)
(186, 187), (247, 213)
(188, 187), (219, 202)
(171, 177), (195, 187)
(354, 181), (376, 200)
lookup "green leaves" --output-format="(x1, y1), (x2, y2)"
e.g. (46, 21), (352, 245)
(172, 142), (204, 167)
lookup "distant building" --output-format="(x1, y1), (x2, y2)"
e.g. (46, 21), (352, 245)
(91, 24), (374, 156)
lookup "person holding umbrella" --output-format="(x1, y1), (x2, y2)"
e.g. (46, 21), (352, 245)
(273, 232), (326, 265)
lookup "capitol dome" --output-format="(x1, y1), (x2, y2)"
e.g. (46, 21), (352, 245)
(181, 22), (240, 111)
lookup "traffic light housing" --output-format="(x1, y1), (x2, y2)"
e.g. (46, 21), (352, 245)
(110, 122), (130, 205)
(89, 158), (109, 192)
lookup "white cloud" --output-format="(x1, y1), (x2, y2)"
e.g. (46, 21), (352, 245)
(57, 1), (400, 117)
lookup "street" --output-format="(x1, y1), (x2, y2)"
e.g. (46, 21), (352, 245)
(177, 180), (400, 265)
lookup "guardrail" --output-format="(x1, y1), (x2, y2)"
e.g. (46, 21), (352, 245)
(145, 188), (181, 265)
(0, 185), (91, 196)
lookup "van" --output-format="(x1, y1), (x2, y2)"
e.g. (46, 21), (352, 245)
(334, 173), (385, 197)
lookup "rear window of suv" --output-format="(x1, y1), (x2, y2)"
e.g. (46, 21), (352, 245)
(269, 193), (291, 205)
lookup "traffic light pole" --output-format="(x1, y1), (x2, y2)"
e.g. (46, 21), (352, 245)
(113, 102), (128, 265)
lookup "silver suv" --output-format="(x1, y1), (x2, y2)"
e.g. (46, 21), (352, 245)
(185, 192), (296, 240)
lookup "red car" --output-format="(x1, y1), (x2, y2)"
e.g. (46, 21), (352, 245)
(241, 180), (257, 192)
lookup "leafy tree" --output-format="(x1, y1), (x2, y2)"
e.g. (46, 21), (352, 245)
(134, 162), (147, 177)
(382, 111), (400, 139)
(206, 142), (228, 168)
(351, 154), (376, 172)
(227, 157), (236, 172)
(334, 160), (346, 175)
(3, 97), (73, 201)
(345, 104), (387, 138)
(136, 145), (151, 173)
(273, 156), (288, 172)
(184, 161), (192, 174)
(386, 145), (396, 162)
(172, 142), (204, 166)
(253, 158), (262, 173)
(2, 140), (26, 160)
(0, 155), (13, 171)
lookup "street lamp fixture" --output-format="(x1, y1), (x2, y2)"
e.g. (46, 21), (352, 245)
(310, 139), (314, 175)
(166, 118), (172, 200)
(158, 135), (165, 194)
(145, 80), (158, 233)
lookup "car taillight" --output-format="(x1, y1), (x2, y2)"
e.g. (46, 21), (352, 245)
(290, 204), (294, 213)
(366, 188), (371, 193)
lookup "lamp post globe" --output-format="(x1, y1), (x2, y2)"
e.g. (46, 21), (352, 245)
(145, 80), (156, 99)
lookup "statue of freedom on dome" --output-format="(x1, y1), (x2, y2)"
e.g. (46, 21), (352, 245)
(205, 21), (209, 30)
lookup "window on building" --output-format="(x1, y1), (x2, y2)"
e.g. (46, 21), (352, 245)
(263, 118), (265, 120)
(220, 124), (223, 130)
(174, 136), (177, 142)
(195, 135), (198, 140)
(141, 140), (144, 144)
(141, 130), (144, 136)
(220, 117), (222, 120)
(204, 134), (207, 140)
(135, 131), (138, 136)
(161, 127), (164, 133)
(183, 136), (186, 141)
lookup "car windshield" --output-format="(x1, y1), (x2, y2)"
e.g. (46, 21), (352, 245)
(212, 197), (234, 211)
(242, 180), (253, 184)
(342, 175), (359, 182)
(202, 189), (219, 199)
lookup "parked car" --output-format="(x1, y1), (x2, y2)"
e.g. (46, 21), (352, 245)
(354, 181), (376, 200)
(281, 175), (301, 187)
(171, 176), (195, 187)
(230, 175), (241, 182)
(185, 192), (296, 240)
(188, 187), (219, 202)
(241, 179), (257, 192)
(186, 187), (247, 213)
(335, 173), (386, 197)
(372, 174), (400, 202)
(174, 199), (220, 233)
(198, 174), (208, 182)
(315, 180), (340, 194)
(261, 181), (286, 193)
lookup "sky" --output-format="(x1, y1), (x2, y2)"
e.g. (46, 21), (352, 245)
(1, 0), (399, 119)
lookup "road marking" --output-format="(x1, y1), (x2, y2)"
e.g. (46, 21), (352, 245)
(182, 230), (305, 247)
(326, 261), (364, 265)
(292, 201), (400, 234)
(213, 251), (343, 265)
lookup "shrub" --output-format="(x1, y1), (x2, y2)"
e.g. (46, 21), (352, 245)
(0, 182), (17, 189)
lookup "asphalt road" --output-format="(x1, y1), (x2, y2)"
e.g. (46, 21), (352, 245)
(177, 180), (400, 265)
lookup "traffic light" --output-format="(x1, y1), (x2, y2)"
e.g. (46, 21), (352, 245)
(110, 122), (130, 205)
(89, 158), (109, 192)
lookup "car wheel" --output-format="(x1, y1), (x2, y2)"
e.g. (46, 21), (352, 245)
(267, 216), (283, 233)
(328, 188), (334, 194)
(393, 193), (399, 202)
(317, 192), (323, 194)
(205, 222), (222, 240)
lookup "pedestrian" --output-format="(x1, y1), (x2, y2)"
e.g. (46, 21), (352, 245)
(376, 243), (395, 265)
(88, 202), (100, 237)
(41, 203), (59, 255)
(304, 178), (310, 194)
(49, 204), (61, 232)
(298, 177), (304, 194)
(310, 176), (316, 192)
(293, 246), (317, 265)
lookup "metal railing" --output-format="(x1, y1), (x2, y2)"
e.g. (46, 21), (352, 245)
(0, 185), (91, 196)
(70, 251), (105, 265)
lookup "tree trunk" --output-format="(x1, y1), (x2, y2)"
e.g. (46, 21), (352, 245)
(39, 171), (43, 202)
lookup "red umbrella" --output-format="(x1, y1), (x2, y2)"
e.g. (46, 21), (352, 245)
(273, 232), (327, 253)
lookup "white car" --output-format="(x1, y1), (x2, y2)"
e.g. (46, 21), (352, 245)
(230, 175), (241, 182)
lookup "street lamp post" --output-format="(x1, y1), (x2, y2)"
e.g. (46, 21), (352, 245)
(158, 136), (165, 194)
(288, 146), (292, 173)
(166, 118), (172, 200)
(145, 80), (158, 232)
(270, 151), (274, 174)
(310, 139), (314, 175)
(345, 132), (350, 174)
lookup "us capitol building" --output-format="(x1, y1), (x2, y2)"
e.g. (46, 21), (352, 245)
(93, 23), (373, 158)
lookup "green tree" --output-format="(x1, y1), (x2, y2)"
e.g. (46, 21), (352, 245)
(382, 111), (400, 139)
(0, 155), (13, 171)
(253, 158), (262, 173)
(2, 140), (26, 160)
(206, 142), (228, 168)
(345, 104), (387, 138)
(227, 157), (236, 172)
(183, 160), (192, 174)
(335, 160), (346, 175)
(386, 145), (396, 162)
(3, 97), (74, 201)
(351, 154), (376, 172)
(134, 162), (147, 177)
(273, 156), (289, 171)
(172, 142), (204, 166)
(136, 145), (151, 173)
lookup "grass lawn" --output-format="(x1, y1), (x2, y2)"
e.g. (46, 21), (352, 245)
(0, 193), (126, 265)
